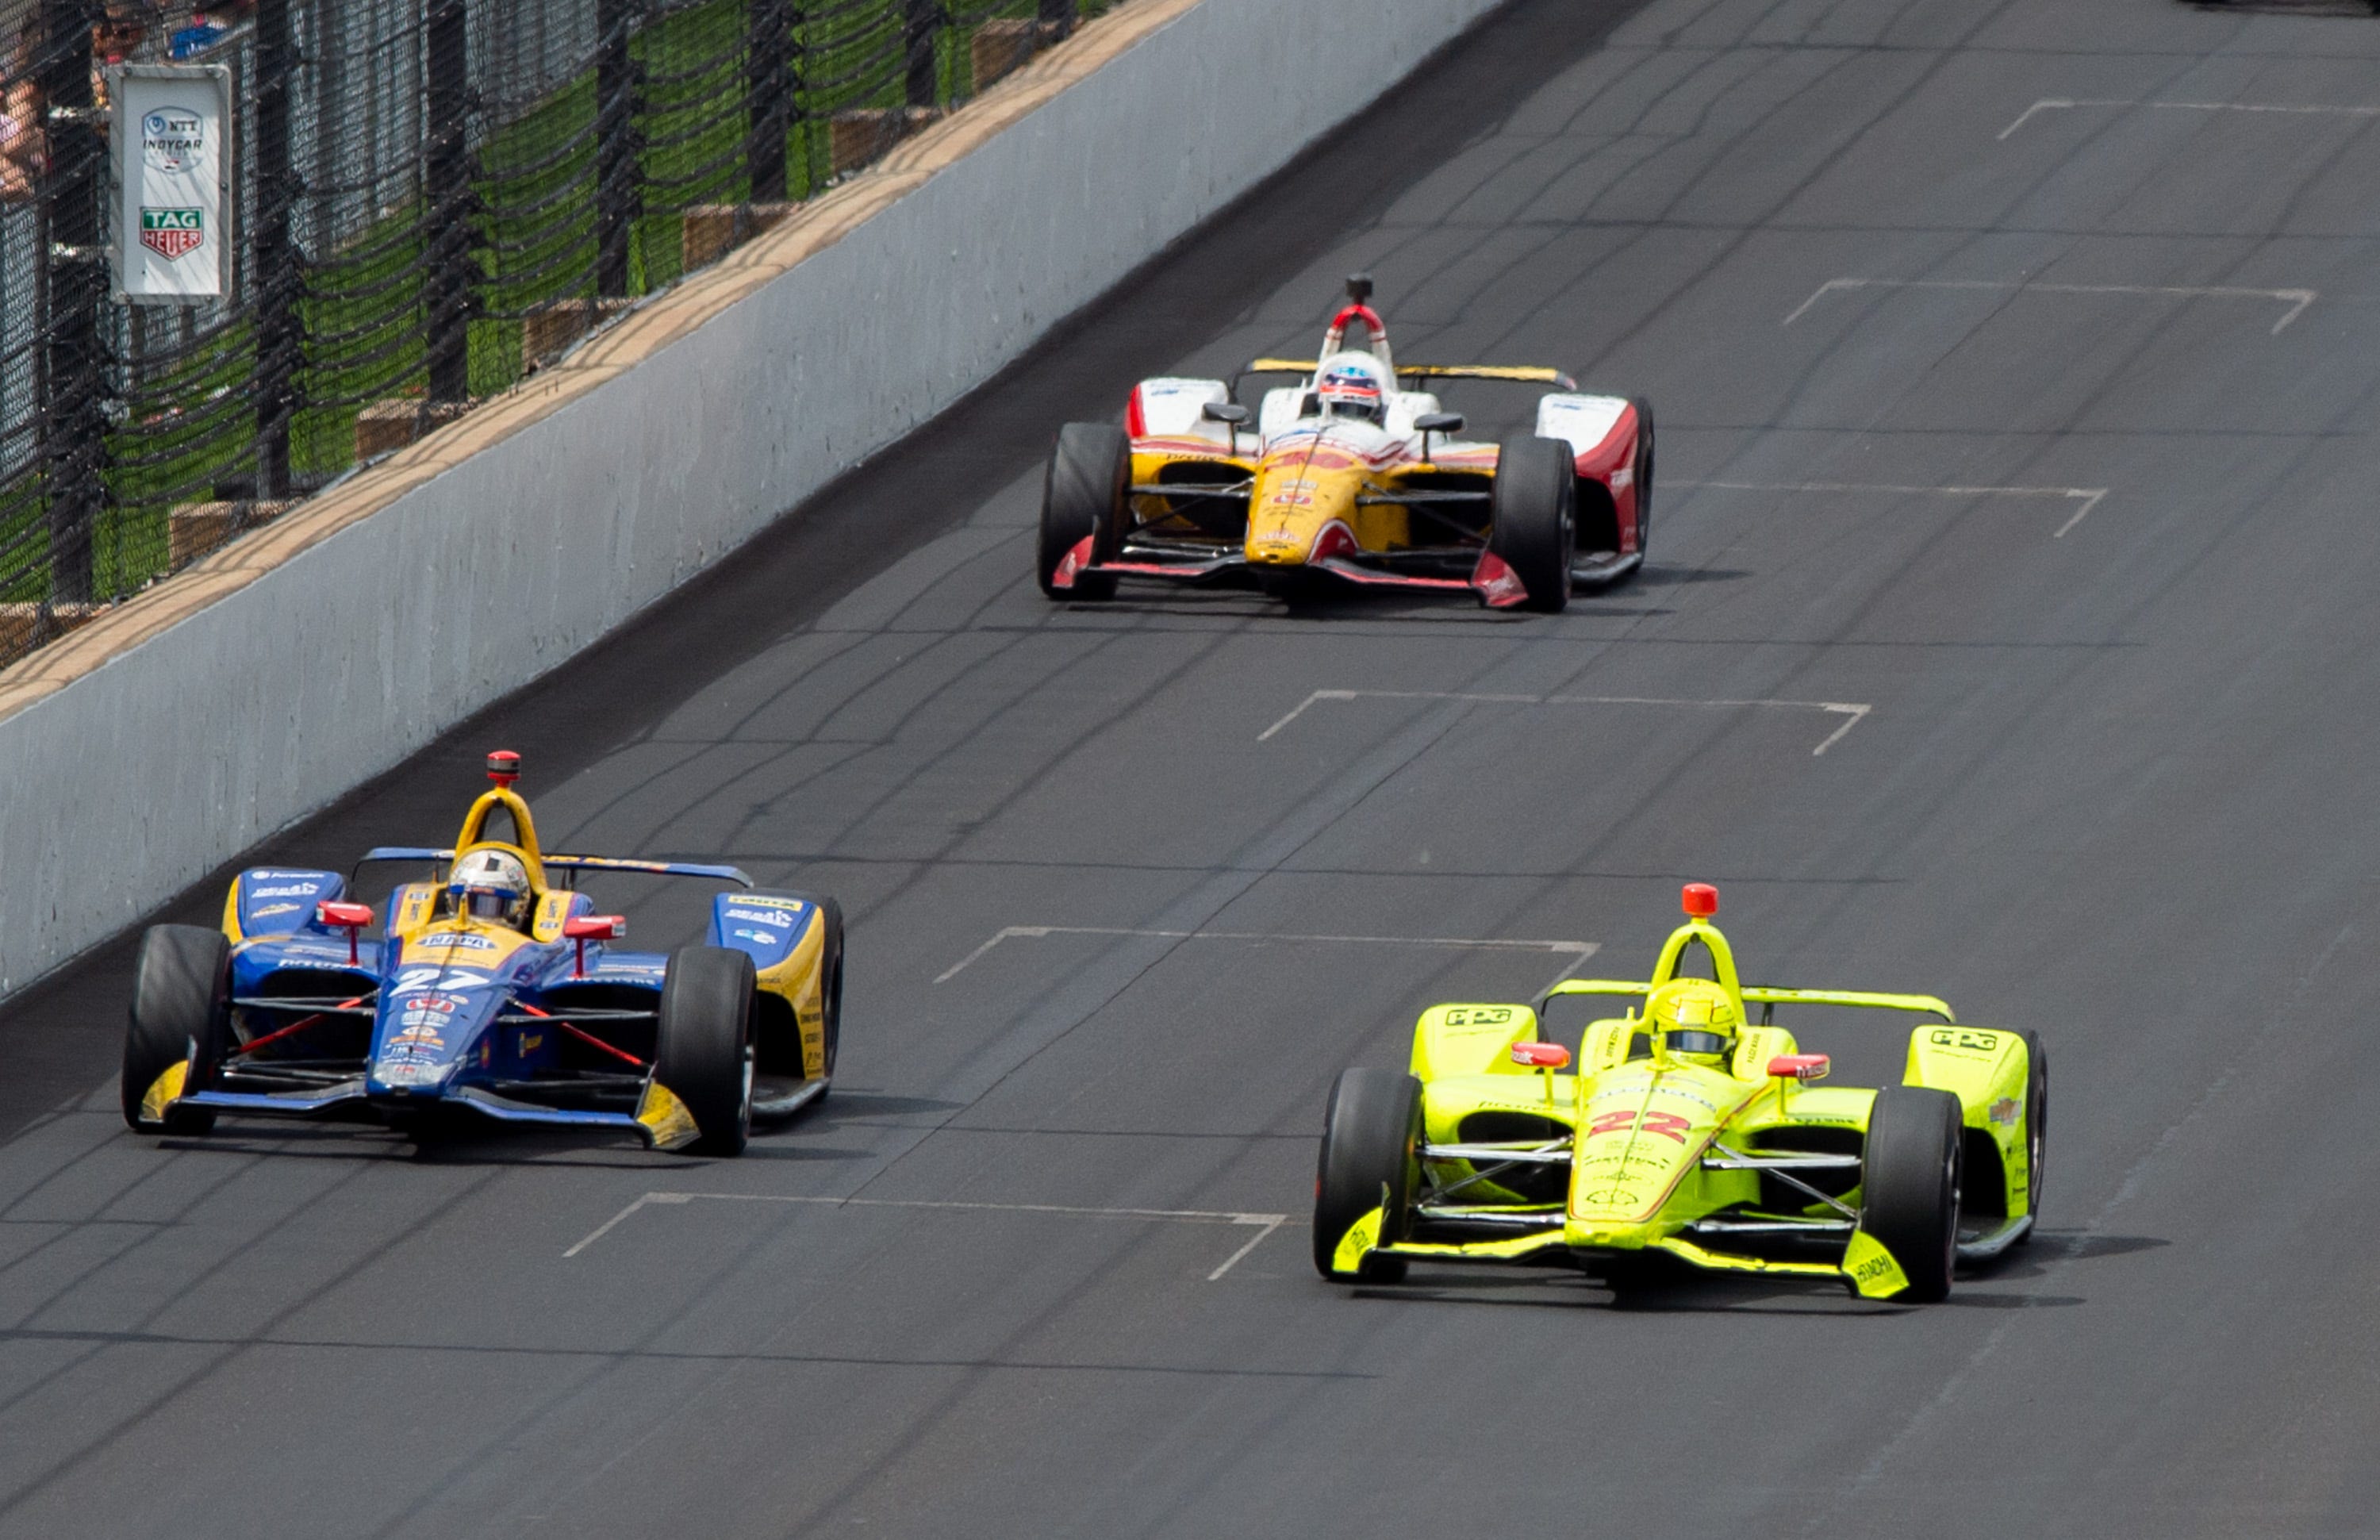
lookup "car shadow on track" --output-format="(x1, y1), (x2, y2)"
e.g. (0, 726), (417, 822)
(155, 1119), (878, 1169)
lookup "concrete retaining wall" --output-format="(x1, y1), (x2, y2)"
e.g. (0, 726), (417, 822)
(0, 0), (1503, 996)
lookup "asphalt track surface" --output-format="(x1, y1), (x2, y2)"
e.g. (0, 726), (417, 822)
(8, 0), (2380, 1533)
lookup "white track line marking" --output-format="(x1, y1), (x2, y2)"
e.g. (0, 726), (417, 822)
(1998, 96), (2380, 140)
(936, 925), (1596, 983)
(1675, 480), (2109, 540)
(1259, 689), (1871, 755)
(1783, 276), (2315, 334)
(564, 1191), (1294, 1281)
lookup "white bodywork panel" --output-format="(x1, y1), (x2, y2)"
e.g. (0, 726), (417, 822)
(1534, 394), (1631, 461)
(1134, 377), (1234, 444)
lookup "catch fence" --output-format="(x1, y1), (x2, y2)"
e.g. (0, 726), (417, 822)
(0, 0), (1104, 662)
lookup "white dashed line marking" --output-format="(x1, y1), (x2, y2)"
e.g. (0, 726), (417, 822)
(1998, 96), (2380, 140)
(935, 925), (1597, 983)
(1674, 480), (2109, 540)
(1257, 689), (1871, 755)
(1783, 276), (2316, 335)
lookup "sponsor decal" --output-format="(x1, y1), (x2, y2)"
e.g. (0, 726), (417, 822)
(377, 1059), (449, 1088)
(1585, 1109), (1692, 1144)
(1928, 1028), (2001, 1054)
(141, 107), (204, 172)
(391, 1023), (445, 1049)
(517, 1032), (543, 1055)
(251, 882), (322, 899)
(139, 207), (205, 261)
(413, 931), (497, 952)
(725, 906), (797, 929)
(1988, 1096), (2021, 1127)
(250, 902), (301, 919)
(731, 927), (779, 946)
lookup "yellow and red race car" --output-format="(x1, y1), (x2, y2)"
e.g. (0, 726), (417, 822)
(1038, 275), (1652, 613)
(1313, 885), (2047, 1302)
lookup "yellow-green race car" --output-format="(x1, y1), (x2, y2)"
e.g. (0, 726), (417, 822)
(1313, 885), (2046, 1302)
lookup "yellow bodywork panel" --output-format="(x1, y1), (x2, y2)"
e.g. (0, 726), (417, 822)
(1331, 1205), (1385, 1274)
(637, 1081), (700, 1150)
(139, 1062), (189, 1125)
(754, 905), (831, 1079)
(1410, 1003), (1538, 1081)
(1906, 1023), (2035, 1217)
(1841, 1231), (1912, 1299)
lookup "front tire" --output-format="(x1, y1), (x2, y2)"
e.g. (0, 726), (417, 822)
(1489, 436), (1575, 613)
(1038, 422), (1127, 601)
(1628, 395), (1654, 561)
(1312, 1068), (1422, 1284)
(121, 924), (229, 1135)
(1861, 1085), (1964, 1302)
(655, 946), (756, 1156)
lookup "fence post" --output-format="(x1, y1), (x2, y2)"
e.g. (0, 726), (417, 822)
(36, 0), (105, 605)
(1038, 0), (1073, 41)
(745, 0), (789, 203)
(904, 0), (938, 110)
(594, 0), (635, 298)
(423, 0), (470, 403)
(253, 0), (298, 496)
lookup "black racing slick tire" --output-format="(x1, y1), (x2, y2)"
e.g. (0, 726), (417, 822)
(121, 924), (229, 1135)
(1038, 422), (1127, 601)
(1630, 395), (1655, 563)
(2013, 1029), (2048, 1245)
(1861, 1085), (1964, 1303)
(655, 945), (757, 1157)
(1489, 436), (1576, 613)
(813, 894), (843, 1090)
(1312, 1068), (1422, 1284)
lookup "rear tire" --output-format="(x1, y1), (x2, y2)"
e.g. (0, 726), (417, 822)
(1629, 395), (1654, 561)
(1312, 1068), (1422, 1284)
(813, 896), (843, 1093)
(1489, 436), (1575, 613)
(1861, 1086), (1963, 1302)
(2013, 1029), (2048, 1243)
(121, 924), (228, 1135)
(655, 946), (756, 1157)
(1039, 422), (1127, 601)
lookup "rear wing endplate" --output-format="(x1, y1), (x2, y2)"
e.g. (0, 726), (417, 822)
(1536, 977), (1955, 1023)
(359, 847), (754, 888)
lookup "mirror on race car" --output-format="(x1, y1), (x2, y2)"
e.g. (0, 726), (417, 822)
(1766, 1053), (1830, 1081)
(1201, 401), (1249, 424)
(1511, 1042), (1571, 1069)
(317, 901), (373, 963)
(1414, 411), (1464, 433)
(563, 913), (626, 978)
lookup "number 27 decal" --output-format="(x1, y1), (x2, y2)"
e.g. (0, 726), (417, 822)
(395, 967), (486, 993)
(1586, 1110), (1691, 1144)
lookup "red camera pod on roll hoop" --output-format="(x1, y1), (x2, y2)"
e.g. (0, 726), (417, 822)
(1682, 883), (1718, 918)
(486, 750), (521, 787)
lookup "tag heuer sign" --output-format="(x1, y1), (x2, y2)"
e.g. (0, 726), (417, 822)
(140, 207), (204, 260)
(111, 66), (230, 302)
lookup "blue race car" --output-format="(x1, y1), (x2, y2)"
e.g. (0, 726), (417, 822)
(121, 751), (842, 1155)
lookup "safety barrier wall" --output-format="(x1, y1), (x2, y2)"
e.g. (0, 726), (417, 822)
(0, 0), (1503, 997)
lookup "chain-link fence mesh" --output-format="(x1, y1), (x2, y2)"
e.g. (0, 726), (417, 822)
(0, 0), (1109, 661)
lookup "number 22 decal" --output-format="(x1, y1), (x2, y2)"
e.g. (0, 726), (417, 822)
(1585, 1110), (1691, 1144)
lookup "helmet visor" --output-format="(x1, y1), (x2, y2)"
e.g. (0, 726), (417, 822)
(1665, 1029), (1731, 1058)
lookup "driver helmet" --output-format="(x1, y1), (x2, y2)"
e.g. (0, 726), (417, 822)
(1314, 352), (1389, 424)
(449, 848), (532, 930)
(1645, 978), (1742, 1066)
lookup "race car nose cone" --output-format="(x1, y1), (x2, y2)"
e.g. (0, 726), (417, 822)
(1682, 882), (1718, 917)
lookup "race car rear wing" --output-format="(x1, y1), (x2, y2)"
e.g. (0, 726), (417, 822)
(358, 847), (755, 888)
(1236, 359), (1583, 394)
(1536, 978), (1956, 1023)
